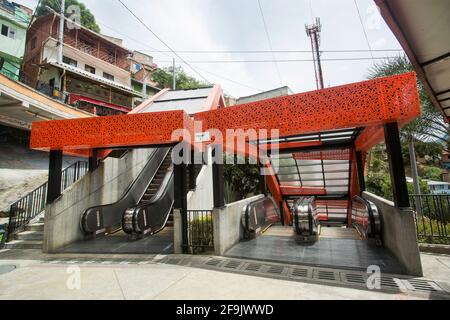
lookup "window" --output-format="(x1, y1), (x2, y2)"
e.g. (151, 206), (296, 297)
(1, 25), (16, 39)
(8, 29), (15, 39)
(31, 37), (37, 49)
(1, 25), (8, 37)
(103, 72), (114, 81)
(63, 56), (77, 67)
(85, 64), (95, 74)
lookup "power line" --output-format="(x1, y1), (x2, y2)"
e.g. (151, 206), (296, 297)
(353, 0), (375, 61)
(137, 49), (404, 54)
(117, 0), (211, 84)
(157, 56), (399, 64)
(257, 0), (283, 86)
(190, 64), (264, 92)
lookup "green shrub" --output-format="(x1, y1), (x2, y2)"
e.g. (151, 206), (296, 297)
(188, 215), (213, 254)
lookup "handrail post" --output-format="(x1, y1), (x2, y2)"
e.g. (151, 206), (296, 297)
(47, 150), (63, 204)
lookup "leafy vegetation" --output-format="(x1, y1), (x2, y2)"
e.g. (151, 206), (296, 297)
(366, 56), (449, 200)
(223, 154), (261, 204)
(36, 0), (101, 33)
(151, 67), (209, 90)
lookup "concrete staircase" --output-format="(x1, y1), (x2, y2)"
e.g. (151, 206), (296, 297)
(5, 215), (44, 250)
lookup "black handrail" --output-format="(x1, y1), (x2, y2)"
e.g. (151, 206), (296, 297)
(241, 196), (280, 239)
(292, 197), (320, 239)
(351, 196), (381, 243)
(7, 161), (88, 241)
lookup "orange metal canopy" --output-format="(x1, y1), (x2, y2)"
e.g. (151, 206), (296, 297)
(30, 73), (420, 153)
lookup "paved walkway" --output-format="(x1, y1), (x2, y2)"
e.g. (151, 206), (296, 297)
(0, 249), (448, 300)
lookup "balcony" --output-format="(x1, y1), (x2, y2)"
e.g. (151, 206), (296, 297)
(63, 32), (130, 71)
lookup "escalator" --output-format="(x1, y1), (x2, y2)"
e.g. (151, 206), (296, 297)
(292, 197), (320, 242)
(122, 151), (174, 238)
(81, 147), (172, 237)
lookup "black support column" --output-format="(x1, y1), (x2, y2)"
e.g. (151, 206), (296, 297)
(355, 151), (366, 195)
(88, 149), (99, 172)
(174, 147), (188, 253)
(212, 145), (225, 208)
(47, 150), (63, 204)
(188, 150), (196, 190)
(384, 122), (410, 208)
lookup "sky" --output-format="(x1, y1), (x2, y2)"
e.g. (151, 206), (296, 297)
(18, 0), (404, 98)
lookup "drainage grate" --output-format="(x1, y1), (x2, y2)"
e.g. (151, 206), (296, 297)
(290, 268), (309, 278)
(317, 270), (336, 281)
(223, 260), (242, 269)
(245, 263), (263, 272)
(380, 277), (402, 289)
(344, 273), (366, 284)
(266, 266), (285, 275)
(205, 258), (222, 266)
(407, 279), (442, 293)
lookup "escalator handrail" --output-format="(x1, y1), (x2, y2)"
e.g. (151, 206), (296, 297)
(81, 147), (170, 234)
(292, 197), (317, 235)
(124, 169), (174, 235)
(241, 196), (280, 234)
(351, 195), (381, 239)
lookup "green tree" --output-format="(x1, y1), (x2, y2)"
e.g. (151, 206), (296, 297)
(152, 66), (208, 90)
(368, 56), (449, 200)
(36, 0), (101, 33)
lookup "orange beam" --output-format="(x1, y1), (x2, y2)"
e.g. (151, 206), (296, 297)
(280, 186), (327, 196)
(30, 110), (194, 151)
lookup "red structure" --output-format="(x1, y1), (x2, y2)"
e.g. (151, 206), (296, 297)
(30, 73), (421, 225)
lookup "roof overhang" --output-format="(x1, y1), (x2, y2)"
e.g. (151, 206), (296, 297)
(375, 0), (450, 122)
(45, 61), (139, 97)
(0, 74), (91, 130)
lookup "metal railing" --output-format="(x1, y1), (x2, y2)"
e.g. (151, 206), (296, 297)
(185, 210), (214, 254)
(7, 161), (88, 241)
(410, 194), (450, 245)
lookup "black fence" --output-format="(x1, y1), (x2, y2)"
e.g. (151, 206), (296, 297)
(410, 194), (450, 245)
(7, 161), (88, 241)
(185, 210), (214, 254)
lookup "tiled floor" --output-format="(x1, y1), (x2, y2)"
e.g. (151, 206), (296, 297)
(225, 226), (404, 274)
(57, 228), (174, 254)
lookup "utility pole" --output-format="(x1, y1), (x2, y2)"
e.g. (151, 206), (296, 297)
(305, 17), (324, 90)
(57, 0), (65, 64)
(142, 67), (147, 99)
(172, 58), (176, 90)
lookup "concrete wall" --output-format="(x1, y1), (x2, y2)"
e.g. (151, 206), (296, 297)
(187, 149), (214, 211)
(43, 148), (155, 252)
(363, 191), (423, 277)
(213, 195), (265, 256)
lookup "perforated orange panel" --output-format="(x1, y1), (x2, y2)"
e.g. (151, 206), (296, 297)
(29, 73), (420, 154)
(30, 111), (194, 151)
(194, 73), (420, 143)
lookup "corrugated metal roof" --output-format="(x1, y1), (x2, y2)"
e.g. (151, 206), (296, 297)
(140, 87), (213, 115)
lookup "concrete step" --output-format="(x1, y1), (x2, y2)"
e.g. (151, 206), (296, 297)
(25, 223), (44, 232)
(15, 230), (44, 241)
(5, 240), (42, 250)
